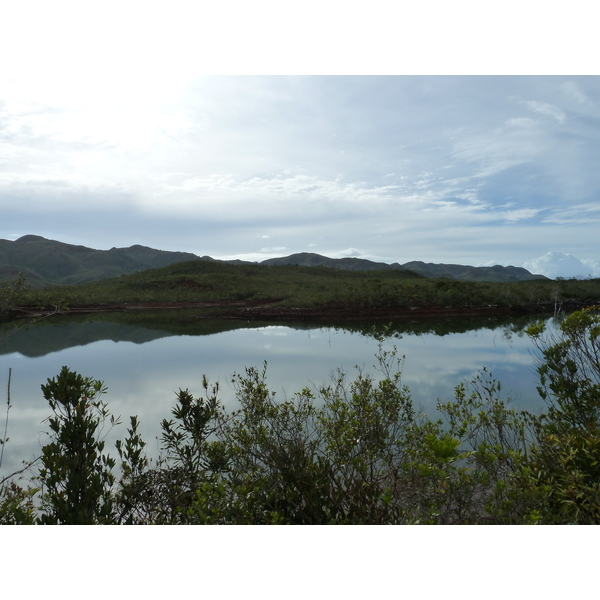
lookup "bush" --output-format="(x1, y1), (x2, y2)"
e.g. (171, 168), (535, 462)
(37, 367), (118, 524)
(525, 308), (600, 523)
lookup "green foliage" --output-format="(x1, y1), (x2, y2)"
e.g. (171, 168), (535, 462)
(524, 307), (600, 523)
(156, 381), (229, 523)
(161, 380), (227, 478)
(528, 308), (600, 429)
(0, 481), (37, 524)
(111, 381), (229, 524)
(527, 424), (600, 524)
(313, 344), (416, 523)
(37, 367), (119, 524)
(0, 273), (29, 316)
(16, 257), (600, 317)
(216, 363), (328, 524)
(114, 415), (149, 524)
(433, 370), (535, 523)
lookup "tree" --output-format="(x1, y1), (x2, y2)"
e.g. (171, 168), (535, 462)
(112, 379), (228, 524)
(0, 274), (28, 317)
(432, 369), (534, 524)
(525, 308), (600, 523)
(37, 367), (118, 524)
(217, 363), (328, 524)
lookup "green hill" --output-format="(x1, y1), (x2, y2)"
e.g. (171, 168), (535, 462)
(0, 235), (548, 288)
(261, 252), (398, 271)
(0, 235), (201, 287)
(401, 260), (548, 282)
(264, 253), (548, 281)
(27, 258), (424, 308)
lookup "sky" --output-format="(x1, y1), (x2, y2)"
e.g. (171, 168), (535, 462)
(1, 2), (599, 279)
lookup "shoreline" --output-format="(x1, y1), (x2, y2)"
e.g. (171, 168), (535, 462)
(7, 298), (596, 323)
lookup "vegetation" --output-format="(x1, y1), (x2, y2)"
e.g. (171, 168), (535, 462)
(0, 274), (28, 317)
(7, 259), (600, 318)
(37, 368), (118, 524)
(1, 308), (600, 524)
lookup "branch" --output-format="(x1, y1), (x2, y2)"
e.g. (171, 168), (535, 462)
(0, 457), (40, 486)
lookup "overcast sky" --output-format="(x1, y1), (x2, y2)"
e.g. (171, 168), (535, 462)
(1, 3), (599, 278)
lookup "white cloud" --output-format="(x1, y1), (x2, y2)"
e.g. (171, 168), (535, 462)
(501, 208), (542, 222)
(260, 246), (287, 253)
(542, 203), (600, 225)
(523, 251), (599, 279)
(450, 119), (545, 179)
(505, 117), (537, 128)
(561, 81), (589, 105)
(581, 258), (600, 276)
(523, 100), (566, 123)
(141, 173), (437, 222)
(477, 259), (500, 267)
(1, 99), (197, 151)
(337, 248), (362, 258)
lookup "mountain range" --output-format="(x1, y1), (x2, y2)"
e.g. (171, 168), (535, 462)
(0, 235), (548, 287)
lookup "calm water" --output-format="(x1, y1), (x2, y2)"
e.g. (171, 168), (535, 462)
(0, 311), (559, 476)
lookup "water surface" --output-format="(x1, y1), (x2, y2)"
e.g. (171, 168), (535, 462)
(0, 311), (557, 476)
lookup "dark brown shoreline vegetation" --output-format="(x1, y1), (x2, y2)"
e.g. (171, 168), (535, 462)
(7, 297), (599, 323)
(2, 264), (600, 524)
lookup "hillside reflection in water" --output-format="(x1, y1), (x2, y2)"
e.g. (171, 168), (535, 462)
(0, 310), (558, 476)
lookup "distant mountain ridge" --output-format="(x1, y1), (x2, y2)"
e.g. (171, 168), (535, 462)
(0, 235), (548, 286)
(0, 235), (200, 287)
(261, 252), (397, 271)
(400, 260), (547, 282)
(261, 252), (547, 281)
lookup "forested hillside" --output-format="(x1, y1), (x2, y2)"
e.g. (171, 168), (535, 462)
(0, 235), (200, 286)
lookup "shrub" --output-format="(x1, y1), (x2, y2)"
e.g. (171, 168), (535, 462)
(37, 367), (118, 524)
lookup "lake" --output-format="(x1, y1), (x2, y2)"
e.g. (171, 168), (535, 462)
(0, 310), (559, 477)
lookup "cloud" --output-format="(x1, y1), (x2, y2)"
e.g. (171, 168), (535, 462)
(450, 118), (546, 180)
(523, 100), (566, 123)
(0, 97), (197, 151)
(505, 117), (537, 128)
(561, 81), (589, 105)
(337, 248), (362, 258)
(501, 208), (542, 222)
(542, 203), (600, 225)
(260, 246), (287, 253)
(523, 251), (599, 279)
(140, 173), (433, 224)
(581, 258), (600, 276)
